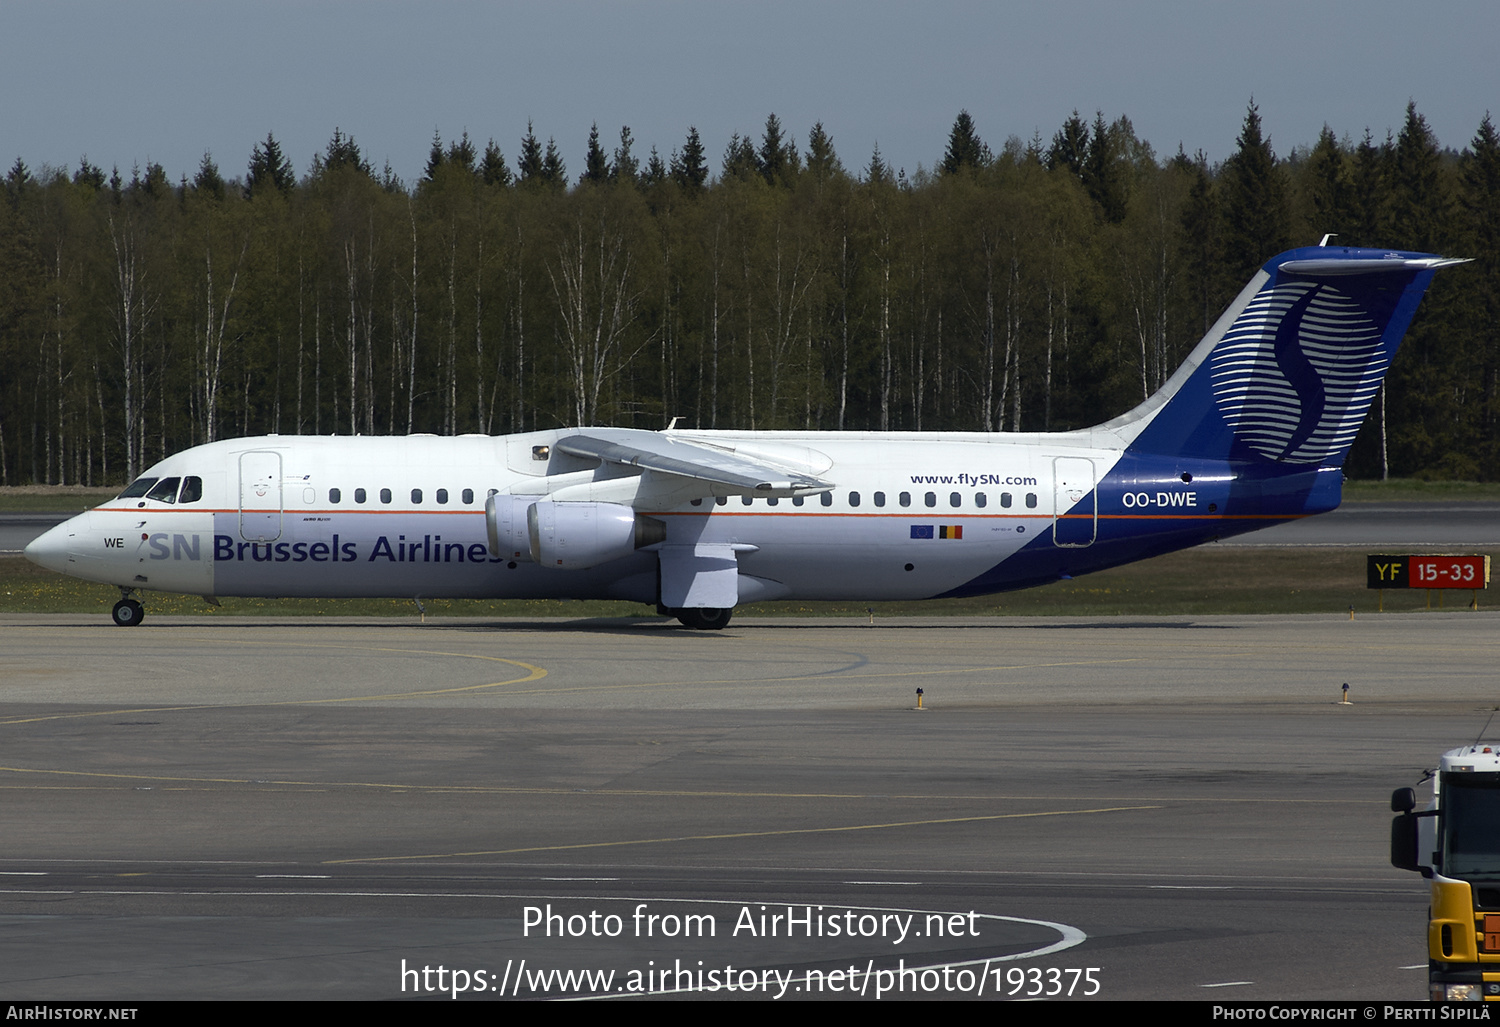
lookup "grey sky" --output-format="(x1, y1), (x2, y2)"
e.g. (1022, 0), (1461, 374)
(4, 1), (1495, 186)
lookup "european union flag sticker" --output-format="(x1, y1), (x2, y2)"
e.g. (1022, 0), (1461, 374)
(910, 525), (934, 539)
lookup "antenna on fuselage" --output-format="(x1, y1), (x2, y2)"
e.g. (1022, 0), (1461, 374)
(1318, 233), (1337, 247)
(1469, 709), (1498, 752)
(665, 416), (681, 431)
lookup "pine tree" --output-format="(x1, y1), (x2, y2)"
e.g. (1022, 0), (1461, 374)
(319, 128), (371, 177)
(1305, 125), (1352, 239)
(193, 152), (225, 200)
(722, 133), (758, 180)
(480, 139), (512, 186)
(74, 157), (105, 191)
(141, 161), (172, 200)
(1348, 129), (1389, 246)
(1178, 150), (1223, 332)
(941, 110), (987, 174)
(446, 131), (477, 175)
(1048, 110), (1089, 177)
(423, 129), (446, 182)
(517, 121), (544, 184)
(1389, 102), (1446, 251)
(643, 146), (667, 186)
(247, 133), (294, 195)
(541, 137), (566, 186)
(759, 113), (790, 185)
(671, 126), (709, 192)
(611, 125), (638, 185)
(1219, 102), (1290, 282)
(1082, 112), (1129, 222)
(1459, 114), (1500, 466)
(6, 157), (30, 192)
(865, 144), (892, 185)
(806, 122), (843, 180)
(582, 122), (609, 184)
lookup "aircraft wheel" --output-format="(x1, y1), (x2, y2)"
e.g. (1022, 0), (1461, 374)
(112, 599), (145, 627)
(674, 607), (732, 630)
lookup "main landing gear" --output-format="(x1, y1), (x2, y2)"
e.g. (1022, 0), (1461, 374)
(673, 607), (732, 631)
(112, 588), (144, 627)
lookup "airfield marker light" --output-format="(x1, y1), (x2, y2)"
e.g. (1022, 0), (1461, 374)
(867, 607), (874, 626)
(1349, 604), (1354, 621)
(1340, 683), (1352, 705)
(915, 688), (924, 709)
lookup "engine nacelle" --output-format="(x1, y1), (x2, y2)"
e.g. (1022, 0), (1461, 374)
(527, 501), (666, 570)
(486, 494), (537, 562)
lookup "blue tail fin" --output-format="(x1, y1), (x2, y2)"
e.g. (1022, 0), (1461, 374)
(1110, 245), (1465, 465)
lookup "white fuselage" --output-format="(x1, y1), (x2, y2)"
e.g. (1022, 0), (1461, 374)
(29, 427), (1141, 606)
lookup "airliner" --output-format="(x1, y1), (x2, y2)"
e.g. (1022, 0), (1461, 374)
(25, 243), (1464, 629)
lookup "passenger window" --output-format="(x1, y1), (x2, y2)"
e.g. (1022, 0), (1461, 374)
(924, 492), (936, 508)
(950, 492), (961, 508)
(899, 492), (911, 508)
(716, 496), (727, 506)
(145, 477), (181, 503)
(329, 488), (341, 504)
(849, 491), (861, 508)
(874, 492), (886, 508)
(820, 493), (833, 507)
(792, 496), (804, 507)
(767, 497), (779, 506)
(690, 498), (703, 507)
(1026, 492), (1038, 509)
(411, 489), (423, 504)
(355, 488), (367, 504)
(179, 477), (203, 503)
(117, 477), (159, 499)
(436, 488), (448, 504)
(1000, 492), (1012, 508)
(380, 488), (392, 505)
(975, 492), (987, 508)
(742, 495), (753, 506)
(462, 488), (474, 504)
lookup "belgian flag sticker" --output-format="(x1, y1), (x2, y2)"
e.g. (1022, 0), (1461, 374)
(911, 525), (963, 539)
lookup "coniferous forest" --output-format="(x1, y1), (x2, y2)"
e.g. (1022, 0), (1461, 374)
(2, 102), (1497, 487)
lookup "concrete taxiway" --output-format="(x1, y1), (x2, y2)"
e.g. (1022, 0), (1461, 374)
(1, 612), (1492, 1000)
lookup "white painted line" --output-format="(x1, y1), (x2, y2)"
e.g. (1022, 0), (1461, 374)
(1201, 981), (1254, 988)
(255, 874), (331, 879)
(540, 877), (619, 881)
(845, 880), (923, 886)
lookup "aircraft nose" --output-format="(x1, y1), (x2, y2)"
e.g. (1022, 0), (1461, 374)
(23, 515), (83, 574)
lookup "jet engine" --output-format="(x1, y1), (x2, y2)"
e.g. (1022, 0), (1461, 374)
(528, 501), (666, 569)
(486, 494), (665, 569)
(485, 494), (536, 561)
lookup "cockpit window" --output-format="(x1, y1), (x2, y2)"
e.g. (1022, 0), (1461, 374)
(145, 478), (181, 503)
(178, 477), (203, 504)
(117, 477), (159, 499)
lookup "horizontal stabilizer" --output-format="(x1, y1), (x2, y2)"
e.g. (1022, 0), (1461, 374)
(1279, 256), (1471, 276)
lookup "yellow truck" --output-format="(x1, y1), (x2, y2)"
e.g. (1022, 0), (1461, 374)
(1392, 743), (1500, 1001)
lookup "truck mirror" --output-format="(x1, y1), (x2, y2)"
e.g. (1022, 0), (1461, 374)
(1391, 814), (1421, 872)
(1391, 787), (1416, 813)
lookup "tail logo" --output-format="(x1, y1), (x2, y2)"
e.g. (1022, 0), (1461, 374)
(1210, 281), (1386, 464)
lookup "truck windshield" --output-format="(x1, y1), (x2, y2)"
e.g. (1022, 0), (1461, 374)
(1444, 774), (1500, 876)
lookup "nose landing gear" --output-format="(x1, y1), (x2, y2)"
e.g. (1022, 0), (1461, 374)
(112, 589), (145, 627)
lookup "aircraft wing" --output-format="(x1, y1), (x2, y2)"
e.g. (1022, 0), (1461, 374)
(555, 431), (833, 497)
